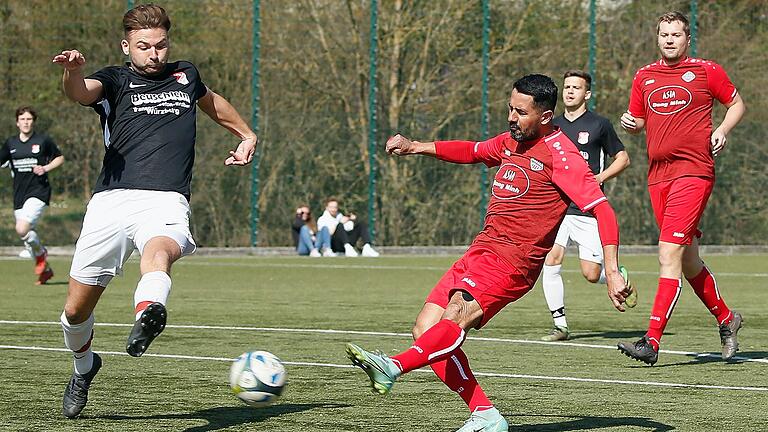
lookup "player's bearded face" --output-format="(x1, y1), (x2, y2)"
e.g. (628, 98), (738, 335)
(508, 90), (548, 142)
(123, 28), (170, 76)
(657, 20), (689, 64)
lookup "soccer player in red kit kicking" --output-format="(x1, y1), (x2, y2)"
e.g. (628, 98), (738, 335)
(345, 74), (631, 432)
(618, 11), (746, 366)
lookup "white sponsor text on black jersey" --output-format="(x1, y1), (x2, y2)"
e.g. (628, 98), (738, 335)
(87, 61), (207, 199)
(0, 132), (62, 209)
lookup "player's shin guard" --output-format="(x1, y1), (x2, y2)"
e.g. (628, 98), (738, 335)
(134, 271), (172, 320)
(60, 312), (95, 375)
(646, 278), (682, 349)
(430, 348), (493, 413)
(22, 230), (44, 256)
(392, 319), (465, 374)
(542, 264), (567, 328)
(687, 266), (732, 324)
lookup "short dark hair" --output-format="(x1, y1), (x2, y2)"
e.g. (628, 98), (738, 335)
(563, 70), (592, 91)
(123, 4), (171, 35)
(657, 11), (690, 36)
(513, 74), (558, 113)
(15, 106), (36, 120)
(325, 197), (339, 205)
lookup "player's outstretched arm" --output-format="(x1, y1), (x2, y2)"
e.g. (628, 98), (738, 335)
(197, 89), (258, 166)
(385, 134), (436, 157)
(52, 50), (103, 105)
(711, 93), (745, 157)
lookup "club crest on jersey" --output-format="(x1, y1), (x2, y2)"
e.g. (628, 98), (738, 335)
(578, 131), (589, 144)
(172, 71), (189, 85)
(529, 158), (543, 171)
(648, 85), (692, 115)
(31, 144), (40, 154)
(492, 163), (530, 200)
(682, 71), (696, 82)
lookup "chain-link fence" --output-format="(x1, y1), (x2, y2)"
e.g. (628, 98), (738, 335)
(1, 0), (766, 248)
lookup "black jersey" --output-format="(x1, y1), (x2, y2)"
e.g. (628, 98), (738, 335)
(87, 61), (208, 199)
(0, 132), (62, 209)
(553, 110), (625, 217)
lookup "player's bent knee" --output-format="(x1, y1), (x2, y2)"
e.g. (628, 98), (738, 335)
(62, 305), (90, 325)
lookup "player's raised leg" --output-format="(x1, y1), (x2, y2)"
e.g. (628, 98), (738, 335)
(126, 236), (181, 357)
(414, 303), (506, 432)
(15, 202), (54, 284)
(61, 278), (105, 418)
(347, 290), (508, 431)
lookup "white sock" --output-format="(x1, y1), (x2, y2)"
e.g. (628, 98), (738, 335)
(598, 265), (606, 284)
(60, 312), (95, 375)
(134, 271), (172, 321)
(22, 230), (44, 256)
(542, 264), (567, 328)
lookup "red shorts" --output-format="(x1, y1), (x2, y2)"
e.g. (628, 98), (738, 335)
(649, 177), (714, 245)
(425, 245), (532, 329)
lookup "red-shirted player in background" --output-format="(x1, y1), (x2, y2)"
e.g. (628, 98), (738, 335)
(618, 11), (746, 366)
(345, 74), (631, 432)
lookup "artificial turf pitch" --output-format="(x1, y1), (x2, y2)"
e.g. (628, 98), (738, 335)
(1, 254), (766, 431)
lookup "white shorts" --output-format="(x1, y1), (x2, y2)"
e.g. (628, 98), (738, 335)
(14, 197), (47, 227)
(553, 214), (603, 264)
(69, 189), (197, 287)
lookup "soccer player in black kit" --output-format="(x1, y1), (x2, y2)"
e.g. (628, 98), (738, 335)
(52, 4), (257, 418)
(1, 106), (64, 284)
(540, 70), (634, 341)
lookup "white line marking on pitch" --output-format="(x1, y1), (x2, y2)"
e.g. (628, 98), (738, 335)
(0, 344), (765, 392)
(178, 261), (768, 278)
(1, 320), (766, 364)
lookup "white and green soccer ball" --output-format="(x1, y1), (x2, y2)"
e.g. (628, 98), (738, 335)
(229, 351), (287, 407)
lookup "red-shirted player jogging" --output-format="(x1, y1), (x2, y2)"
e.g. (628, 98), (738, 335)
(345, 74), (631, 432)
(617, 11), (746, 366)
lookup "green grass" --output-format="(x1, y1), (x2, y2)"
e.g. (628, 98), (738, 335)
(1, 254), (767, 431)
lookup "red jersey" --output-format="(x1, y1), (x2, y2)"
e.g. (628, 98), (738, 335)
(435, 129), (608, 285)
(628, 57), (737, 185)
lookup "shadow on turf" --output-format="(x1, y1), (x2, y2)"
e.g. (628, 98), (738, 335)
(98, 403), (350, 431)
(656, 350), (768, 367)
(568, 330), (649, 341)
(505, 413), (674, 431)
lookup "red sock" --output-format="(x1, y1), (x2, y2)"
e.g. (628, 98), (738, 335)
(430, 348), (493, 413)
(646, 278), (682, 350)
(392, 319), (465, 374)
(687, 266), (732, 324)
(134, 301), (153, 317)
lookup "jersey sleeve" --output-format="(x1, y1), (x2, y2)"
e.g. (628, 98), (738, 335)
(551, 140), (607, 212)
(86, 66), (121, 105)
(190, 63), (208, 101)
(600, 118), (625, 157)
(45, 135), (63, 160)
(434, 133), (507, 167)
(705, 62), (738, 105)
(627, 71), (646, 119)
(0, 141), (10, 165)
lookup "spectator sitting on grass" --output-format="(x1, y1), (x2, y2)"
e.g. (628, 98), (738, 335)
(316, 197), (379, 257)
(291, 205), (333, 257)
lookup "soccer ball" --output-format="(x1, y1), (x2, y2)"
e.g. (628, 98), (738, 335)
(229, 351), (287, 407)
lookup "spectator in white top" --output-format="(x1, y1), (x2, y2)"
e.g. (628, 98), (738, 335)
(317, 197), (379, 257)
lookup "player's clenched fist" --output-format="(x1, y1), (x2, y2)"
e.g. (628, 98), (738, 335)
(619, 111), (637, 132)
(385, 134), (414, 156)
(52, 50), (86, 71)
